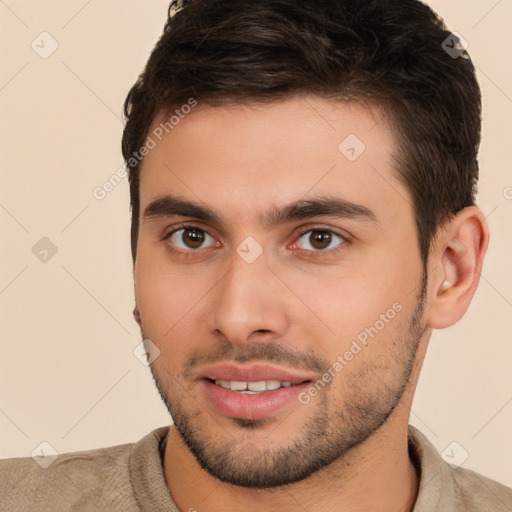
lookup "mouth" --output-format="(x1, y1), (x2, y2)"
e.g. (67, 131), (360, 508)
(197, 363), (315, 420)
(207, 378), (306, 393)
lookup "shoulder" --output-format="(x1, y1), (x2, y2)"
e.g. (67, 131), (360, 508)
(448, 465), (511, 511)
(0, 428), (169, 512)
(0, 443), (134, 511)
(408, 425), (511, 512)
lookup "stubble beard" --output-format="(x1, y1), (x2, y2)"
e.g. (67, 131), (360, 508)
(145, 276), (427, 488)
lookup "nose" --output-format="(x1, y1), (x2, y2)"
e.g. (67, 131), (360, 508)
(206, 249), (290, 347)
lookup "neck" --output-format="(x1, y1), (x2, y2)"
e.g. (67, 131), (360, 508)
(163, 413), (419, 512)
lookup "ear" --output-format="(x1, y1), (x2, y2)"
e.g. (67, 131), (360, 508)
(133, 305), (142, 325)
(426, 206), (489, 329)
(133, 274), (141, 325)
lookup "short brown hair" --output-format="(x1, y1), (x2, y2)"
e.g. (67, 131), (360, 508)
(122, 0), (481, 264)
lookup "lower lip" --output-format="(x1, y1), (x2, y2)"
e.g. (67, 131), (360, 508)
(201, 379), (310, 420)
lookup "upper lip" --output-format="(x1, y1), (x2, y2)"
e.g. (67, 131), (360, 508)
(197, 362), (316, 385)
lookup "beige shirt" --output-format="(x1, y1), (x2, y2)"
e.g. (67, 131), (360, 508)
(0, 425), (510, 511)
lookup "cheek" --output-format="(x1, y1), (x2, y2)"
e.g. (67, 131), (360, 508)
(134, 251), (202, 340)
(134, 270), (202, 368)
(299, 251), (420, 352)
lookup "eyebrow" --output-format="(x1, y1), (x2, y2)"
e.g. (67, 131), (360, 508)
(143, 194), (378, 227)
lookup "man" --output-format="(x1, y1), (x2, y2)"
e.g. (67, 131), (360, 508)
(1, 0), (510, 510)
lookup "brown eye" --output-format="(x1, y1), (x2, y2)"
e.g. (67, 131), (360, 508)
(167, 227), (215, 251)
(182, 228), (205, 249)
(295, 229), (345, 252)
(309, 231), (332, 250)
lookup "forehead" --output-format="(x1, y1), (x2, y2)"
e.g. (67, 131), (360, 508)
(138, 95), (411, 228)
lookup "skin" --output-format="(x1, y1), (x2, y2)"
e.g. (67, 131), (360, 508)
(133, 95), (488, 512)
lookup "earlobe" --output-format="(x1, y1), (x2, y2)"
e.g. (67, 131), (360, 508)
(427, 207), (489, 329)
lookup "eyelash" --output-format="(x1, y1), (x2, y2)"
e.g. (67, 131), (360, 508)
(161, 223), (349, 259)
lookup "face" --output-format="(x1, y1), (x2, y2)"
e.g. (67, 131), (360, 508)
(134, 96), (428, 487)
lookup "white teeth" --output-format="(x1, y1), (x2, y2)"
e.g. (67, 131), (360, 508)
(266, 380), (281, 390)
(248, 381), (267, 392)
(214, 379), (292, 392)
(230, 381), (247, 391)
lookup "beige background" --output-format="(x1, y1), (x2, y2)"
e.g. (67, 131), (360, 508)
(1, 0), (511, 487)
